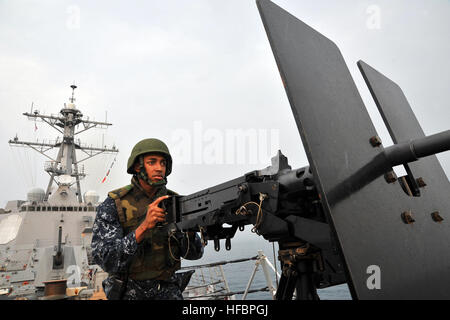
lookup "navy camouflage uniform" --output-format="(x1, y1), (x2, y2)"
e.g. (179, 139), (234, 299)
(91, 182), (203, 300)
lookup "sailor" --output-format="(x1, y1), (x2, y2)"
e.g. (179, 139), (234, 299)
(91, 138), (204, 300)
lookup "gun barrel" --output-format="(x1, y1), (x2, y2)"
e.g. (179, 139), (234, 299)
(384, 130), (450, 167)
(57, 226), (62, 255)
(52, 226), (64, 269)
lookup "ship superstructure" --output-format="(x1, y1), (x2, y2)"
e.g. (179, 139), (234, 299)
(0, 85), (118, 299)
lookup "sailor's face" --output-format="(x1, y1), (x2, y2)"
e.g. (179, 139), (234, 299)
(142, 154), (167, 182)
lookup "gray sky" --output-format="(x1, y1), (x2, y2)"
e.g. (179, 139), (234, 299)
(1, 0), (449, 211)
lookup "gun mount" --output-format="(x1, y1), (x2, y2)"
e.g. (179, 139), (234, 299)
(164, 0), (450, 300)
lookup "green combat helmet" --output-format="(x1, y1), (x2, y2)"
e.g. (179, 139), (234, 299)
(127, 138), (173, 187)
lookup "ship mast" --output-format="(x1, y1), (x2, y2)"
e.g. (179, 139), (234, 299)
(8, 85), (119, 203)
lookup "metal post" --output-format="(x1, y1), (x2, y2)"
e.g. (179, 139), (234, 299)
(261, 252), (281, 280)
(258, 250), (277, 299)
(218, 265), (234, 300)
(72, 146), (83, 203)
(242, 260), (260, 300)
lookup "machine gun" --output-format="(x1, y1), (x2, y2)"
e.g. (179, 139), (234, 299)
(166, 135), (450, 300)
(165, 151), (346, 300)
(168, 0), (450, 299)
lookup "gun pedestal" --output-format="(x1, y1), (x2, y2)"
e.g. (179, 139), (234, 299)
(276, 244), (323, 300)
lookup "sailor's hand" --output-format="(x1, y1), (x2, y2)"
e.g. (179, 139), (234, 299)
(143, 195), (169, 230)
(135, 195), (169, 243)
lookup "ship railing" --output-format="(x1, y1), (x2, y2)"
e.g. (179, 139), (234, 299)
(44, 161), (64, 175)
(180, 250), (280, 300)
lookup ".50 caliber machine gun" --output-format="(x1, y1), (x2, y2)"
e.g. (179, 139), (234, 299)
(166, 0), (450, 300)
(166, 151), (346, 300)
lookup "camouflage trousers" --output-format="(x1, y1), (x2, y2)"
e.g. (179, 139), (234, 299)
(104, 270), (194, 300)
(123, 278), (183, 300)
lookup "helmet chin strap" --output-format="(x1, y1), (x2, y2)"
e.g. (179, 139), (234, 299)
(137, 156), (168, 188)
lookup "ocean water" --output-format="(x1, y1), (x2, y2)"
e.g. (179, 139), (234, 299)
(182, 232), (352, 300)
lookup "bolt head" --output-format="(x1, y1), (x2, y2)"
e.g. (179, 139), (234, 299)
(384, 171), (397, 183)
(431, 212), (444, 223)
(370, 136), (382, 147)
(401, 211), (415, 224)
(416, 177), (427, 188)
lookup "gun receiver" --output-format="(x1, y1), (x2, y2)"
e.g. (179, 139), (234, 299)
(166, 151), (347, 295)
(167, 151), (323, 242)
